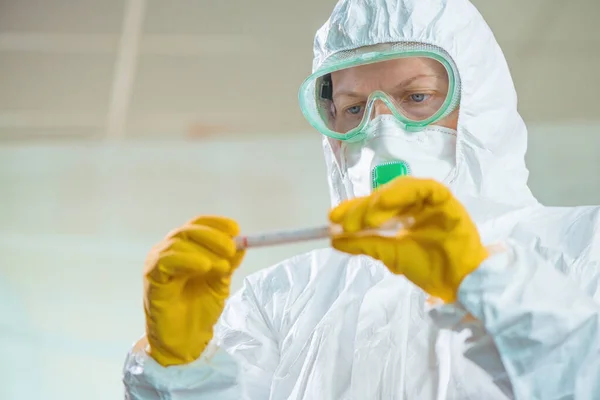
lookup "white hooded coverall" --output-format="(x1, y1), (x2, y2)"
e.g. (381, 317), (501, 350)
(123, 0), (600, 398)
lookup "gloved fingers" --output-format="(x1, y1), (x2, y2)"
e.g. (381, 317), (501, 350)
(329, 197), (367, 225)
(328, 197), (376, 233)
(329, 179), (454, 234)
(361, 207), (404, 230)
(370, 177), (451, 214)
(170, 224), (237, 258)
(402, 204), (461, 232)
(360, 178), (455, 229)
(189, 215), (241, 237)
(167, 236), (216, 255)
(331, 233), (409, 274)
(168, 237), (243, 273)
(332, 229), (443, 272)
(329, 197), (416, 234)
(155, 249), (230, 280)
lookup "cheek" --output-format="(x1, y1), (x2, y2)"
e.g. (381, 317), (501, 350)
(437, 108), (459, 130)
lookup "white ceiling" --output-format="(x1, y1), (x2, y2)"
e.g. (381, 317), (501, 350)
(0, 0), (599, 141)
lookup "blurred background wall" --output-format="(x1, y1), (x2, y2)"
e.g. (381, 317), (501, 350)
(0, 0), (599, 399)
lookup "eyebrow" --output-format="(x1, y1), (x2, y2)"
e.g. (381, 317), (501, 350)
(332, 74), (444, 101)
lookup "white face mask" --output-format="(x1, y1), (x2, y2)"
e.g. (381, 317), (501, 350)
(341, 115), (457, 197)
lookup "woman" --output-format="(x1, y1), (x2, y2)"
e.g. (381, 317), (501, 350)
(124, 0), (600, 398)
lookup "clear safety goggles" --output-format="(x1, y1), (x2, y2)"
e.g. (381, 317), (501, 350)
(298, 43), (461, 142)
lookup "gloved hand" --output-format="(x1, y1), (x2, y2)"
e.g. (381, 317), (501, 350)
(143, 216), (245, 367)
(329, 177), (488, 303)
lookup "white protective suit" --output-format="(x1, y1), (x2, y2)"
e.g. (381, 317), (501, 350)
(123, 0), (600, 399)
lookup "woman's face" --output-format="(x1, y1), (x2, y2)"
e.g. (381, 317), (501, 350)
(329, 56), (459, 133)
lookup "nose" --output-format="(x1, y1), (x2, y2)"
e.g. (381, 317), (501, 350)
(371, 99), (394, 118)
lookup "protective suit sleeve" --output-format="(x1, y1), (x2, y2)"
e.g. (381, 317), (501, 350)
(123, 278), (278, 399)
(122, 341), (241, 399)
(431, 242), (600, 400)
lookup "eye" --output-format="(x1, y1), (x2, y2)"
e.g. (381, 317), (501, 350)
(346, 105), (363, 115)
(410, 93), (429, 103)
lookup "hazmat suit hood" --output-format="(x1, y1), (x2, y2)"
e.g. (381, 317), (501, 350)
(315, 0), (540, 218)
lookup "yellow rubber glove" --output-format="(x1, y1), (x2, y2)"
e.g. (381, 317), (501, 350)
(329, 177), (488, 303)
(143, 215), (245, 366)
